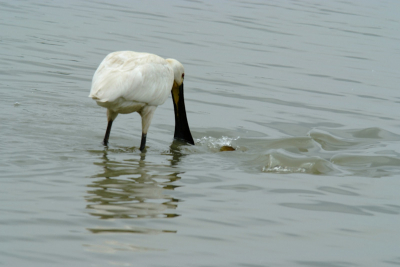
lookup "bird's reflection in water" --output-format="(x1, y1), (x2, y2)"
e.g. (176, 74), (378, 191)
(86, 142), (190, 234)
(168, 139), (189, 166)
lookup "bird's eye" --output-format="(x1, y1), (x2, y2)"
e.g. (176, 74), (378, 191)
(182, 73), (185, 79)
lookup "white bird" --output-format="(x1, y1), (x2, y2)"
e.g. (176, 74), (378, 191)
(89, 51), (194, 151)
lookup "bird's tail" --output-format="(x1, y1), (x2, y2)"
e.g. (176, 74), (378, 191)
(89, 93), (104, 101)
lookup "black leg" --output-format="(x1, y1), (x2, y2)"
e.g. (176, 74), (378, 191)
(103, 120), (113, 146)
(139, 133), (147, 151)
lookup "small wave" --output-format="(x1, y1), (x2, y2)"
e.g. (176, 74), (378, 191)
(260, 152), (335, 175)
(309, 129), (359, 151)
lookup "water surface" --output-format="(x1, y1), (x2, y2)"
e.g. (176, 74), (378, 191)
(1, 0), (400, 266)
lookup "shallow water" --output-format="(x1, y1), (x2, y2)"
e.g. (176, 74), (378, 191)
(2, 0), (400, 266)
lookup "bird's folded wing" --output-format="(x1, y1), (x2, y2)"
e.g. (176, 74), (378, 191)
(89, 51), (173, 106)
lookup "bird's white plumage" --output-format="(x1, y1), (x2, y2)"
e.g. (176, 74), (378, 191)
(89, 51), (189, 150)
(89, 51), (174, 114)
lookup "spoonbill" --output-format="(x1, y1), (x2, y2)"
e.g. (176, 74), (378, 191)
(89, 51), (194, 151)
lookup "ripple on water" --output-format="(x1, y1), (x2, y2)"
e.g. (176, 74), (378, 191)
(331, 154), (400, 178)
(188, 126), (400, 177)
(328, 127), (400, 141)
(308, 129), (359, 151)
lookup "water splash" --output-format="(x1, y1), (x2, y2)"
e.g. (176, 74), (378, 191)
(196, 136), (239, 152)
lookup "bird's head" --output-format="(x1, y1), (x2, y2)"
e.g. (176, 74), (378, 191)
(166, 58), (184, 86)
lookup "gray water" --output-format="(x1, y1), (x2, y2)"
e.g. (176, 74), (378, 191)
(1, 0), (400, 266)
